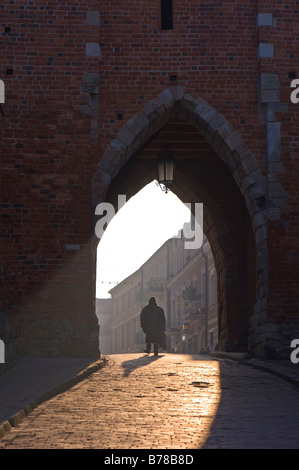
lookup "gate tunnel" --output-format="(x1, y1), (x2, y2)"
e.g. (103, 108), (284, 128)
(92, 88), (267, 353)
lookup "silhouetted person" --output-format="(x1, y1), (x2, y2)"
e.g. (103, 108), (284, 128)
(140, 297), (166, 355)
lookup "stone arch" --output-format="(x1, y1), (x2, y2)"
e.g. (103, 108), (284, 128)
(92, 87), (268, 354)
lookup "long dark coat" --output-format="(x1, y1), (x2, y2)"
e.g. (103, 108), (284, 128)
(140, 303), (166, 345)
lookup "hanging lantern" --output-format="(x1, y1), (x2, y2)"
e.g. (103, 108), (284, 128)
(156, 148), (175, 194)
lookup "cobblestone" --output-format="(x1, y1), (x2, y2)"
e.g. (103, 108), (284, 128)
(1, 353), (299, 449)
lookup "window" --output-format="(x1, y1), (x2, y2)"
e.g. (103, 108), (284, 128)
(161, 0), (173, 30)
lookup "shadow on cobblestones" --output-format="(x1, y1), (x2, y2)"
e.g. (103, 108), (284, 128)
(201, 359), (299, 449)
(2, 354), (299, 449)
(121, 354), (164, 376)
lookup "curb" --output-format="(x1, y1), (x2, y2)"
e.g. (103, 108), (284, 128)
(0, 356), (107, 439)
(209, 352), (299, 389)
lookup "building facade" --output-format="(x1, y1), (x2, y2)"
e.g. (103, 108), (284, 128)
(110, 269), (143, 354)
(96, 298), (112, 355)
(107, 232), (217, 355)
(109, 241), (169, 354)
(167, 237), (217, 355)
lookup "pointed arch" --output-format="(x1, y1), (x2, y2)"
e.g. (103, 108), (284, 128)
(92, 87), (269, 353)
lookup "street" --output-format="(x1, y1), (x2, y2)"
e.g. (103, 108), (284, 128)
(0, 353), (299, 449)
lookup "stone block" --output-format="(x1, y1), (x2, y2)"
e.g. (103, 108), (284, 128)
(260, 73), (279, 90)
(209, 112), (226, 133)
(110, 138), (127, 156)
(267, 102), (287, 112)
(245, 181), (267, 200)
(258, 43), (275, 59)
(256, 251), (269, 272)
(224, 130), (243, 152)
(116, 126), (136, 147)
(199, 105), (218, 127)
(217, 120), (234, 140)
(81, 73), (99, 94)
(180, 93), (197, 112)
(257, 13), (273, 27)
(86, 43), (101, 59)
(253, 211), (266, 230)
(261, 89), (280, 104)
(92, 169), (112, 187)
(92, 180), (109, 203)
(157, 88), (175, 110)
(86, 11), (100, 26)
(169, 85), (186, 102)
(188, 99), (209, 132)
(99, 156), (119, 177)
(102, 146), (122, 167)
(193, 97), (208, 116)
(267, 121), (281, 161)
(125, 113), (149, 139)
(255, 224), (268, 245)
(142, 99), (167, 124)
(267, 162), (283, 173)
(240, 156), (258, 178)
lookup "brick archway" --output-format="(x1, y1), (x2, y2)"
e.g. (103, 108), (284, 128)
(92, 87), (268, 354)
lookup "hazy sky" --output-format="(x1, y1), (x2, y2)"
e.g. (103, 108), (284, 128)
(96, 180), (191, 298)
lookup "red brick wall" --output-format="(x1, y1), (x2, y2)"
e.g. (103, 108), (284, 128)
(256, 1), (299, 328)
(99, 1), (263, 156)
(0, 1), (101, 356)
(98, 0), (299, 355)
(0, 0), (298, 358)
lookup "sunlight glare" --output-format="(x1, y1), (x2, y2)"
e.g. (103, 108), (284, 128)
(96, 181), (191, 298)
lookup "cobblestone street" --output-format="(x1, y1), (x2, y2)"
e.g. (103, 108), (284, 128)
(1, 353), (299, 449)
